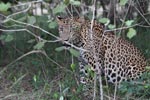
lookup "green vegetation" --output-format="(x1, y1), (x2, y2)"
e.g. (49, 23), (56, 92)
(0, 0), (150, 100)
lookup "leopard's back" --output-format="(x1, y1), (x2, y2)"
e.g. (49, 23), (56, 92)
(57, 16), (147, 84)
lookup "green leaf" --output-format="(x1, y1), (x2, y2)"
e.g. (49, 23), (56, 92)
(119, 0), (128, 6)
(69, 48), (80, 57)
(0, 2), (11, 12)
(55, 46), (65, 52)
(70, 0), (81, 6)
(53, 3), (66, 14)
(99, 18), (110, 24)
(18, 16), (27, 22)
(144, 85), (149, 89)
(127, 28), (136, 39)
(86, 65), (95, 77)
(53, 93), (59, 99)
(48, 21), (58, 29)
(33, 41), (46, 50)
(27, 16), (36, 25)
(121, 87), (128, 93)
(33, 75), (37, 82)
(59, 96), (64, 100)
(71, 63), (76, 71)
(145, 66), (150, 70)
(108, 24), (115, 29)
(0, 35), (6, 40)
(64, 0), (70, 5)
(5, 34), (13, 42)
(125, 20), (134, 26)
(27, 39), (36, 43)
(63, 87), (69, 95)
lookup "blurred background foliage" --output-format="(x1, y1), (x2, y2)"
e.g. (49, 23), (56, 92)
(0, 0), (150, 100)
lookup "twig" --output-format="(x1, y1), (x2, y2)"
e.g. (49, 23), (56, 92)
(93, 74), (97, 100)
(0, 28), (60, 43)
(98, 74), (103, 100)
(137, 24), (150, 28)
(41, 50), (73, 73)
(90, 0), (97, 100)
(5, 18), (88, 52)
(90, 0), (103, 100)
(118, 0), (132, 36)
(9, 74), (27, 89)
(6, 3), (31, 19)
(104, 23), (141, 32)
(5, 50), (44, 67)
(10, 0), (43, 8)
(113, 83), (118, 100)
(8, 18), (59, 39)
(1, 93), (20, 100)
(0, 28), (27, 32)
(134, 5), (150, 25)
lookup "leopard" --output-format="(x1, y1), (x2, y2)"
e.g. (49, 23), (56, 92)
(56, 16), (147, 85)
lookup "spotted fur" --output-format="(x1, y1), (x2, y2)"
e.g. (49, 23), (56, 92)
(56, 16), (147, 84)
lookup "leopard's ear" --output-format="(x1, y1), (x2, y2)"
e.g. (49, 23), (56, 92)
(56, 16), (67, 25)
(56, 16), (63, 22)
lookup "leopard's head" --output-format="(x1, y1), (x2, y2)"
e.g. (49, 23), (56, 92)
(56, 16), (85, 46)
(56, 16), (105, 47)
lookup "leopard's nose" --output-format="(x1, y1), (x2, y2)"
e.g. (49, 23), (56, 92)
(59, 26), (63, 31)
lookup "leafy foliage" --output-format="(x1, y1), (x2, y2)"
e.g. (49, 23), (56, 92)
(127, 28), (136, 39)
(0, 0), (150, 100)
(69, 48), (80, 57)
(0, 33), (14, 42)
(0, 2), (11, 11)
(99, 17), (110, 24)
(33, 41), (46, 50)
(53, 3), (67, 14)
(27, 16), (36, 25)
(119, 0), (128, 6)
(70, 0), (81, 6)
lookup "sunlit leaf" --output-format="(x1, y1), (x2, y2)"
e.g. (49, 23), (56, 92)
(108, 24), (115, 29)
(48, 21), (58, 29)
(64, 0), (70, 5)
(0, 2), (11, 12)
(70, 0), (81, 6)
(27, 16), (36, 25)
(18, 16), (27, 22)
(33, 41), (46, 50)
(59, 96), (64, 100)
(69, 48), (80, 57)
(146, 66), (150, 70)
(119, 0), (128, 6)
(5, 34), (13, 42)
(53, 3), (66, 14)
(27, 39), (36, 43)
(99, 18), (110, 24)
(33, 75), (37, 82)
(144, 85), (149, 89)
(53, 93), (59, 99)
(71, 63), (76, 71)
(125, 20), (134, 26)
(127, 28), (136, 39)
(55, 46), (65, 52)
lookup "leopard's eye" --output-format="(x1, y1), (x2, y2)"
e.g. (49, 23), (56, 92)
(63, 21), (65, 23)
